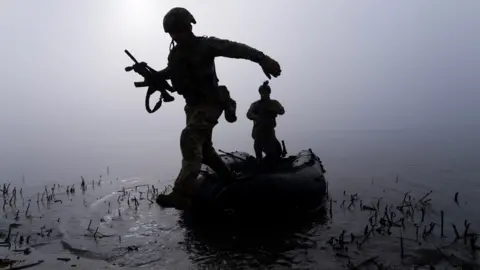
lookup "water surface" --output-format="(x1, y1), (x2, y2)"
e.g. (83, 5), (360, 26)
(1, 128), (479, 269)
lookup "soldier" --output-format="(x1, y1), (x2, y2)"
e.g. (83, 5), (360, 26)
(144, 7), (281, 209)
(246, 81), (285, 165)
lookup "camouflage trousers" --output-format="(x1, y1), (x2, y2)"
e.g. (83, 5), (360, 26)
(173, 101), (233, 197)
(253, 128), (282, 162)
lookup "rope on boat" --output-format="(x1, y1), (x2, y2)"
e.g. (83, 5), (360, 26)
(218, 149), (247, 161)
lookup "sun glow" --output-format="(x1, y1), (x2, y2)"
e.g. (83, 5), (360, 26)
(101, 1), (173, 36)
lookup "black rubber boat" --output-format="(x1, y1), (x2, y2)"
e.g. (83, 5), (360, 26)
(157, 146), (328, 219)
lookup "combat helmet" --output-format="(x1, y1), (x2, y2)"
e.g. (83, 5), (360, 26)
(259, 81), (271, 94)
(163, 7), (197, 33)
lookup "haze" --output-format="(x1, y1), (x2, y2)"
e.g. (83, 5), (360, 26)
(1, 0), (479, 185)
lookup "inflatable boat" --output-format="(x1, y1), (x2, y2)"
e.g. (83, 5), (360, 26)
(157, 147), (328, 219)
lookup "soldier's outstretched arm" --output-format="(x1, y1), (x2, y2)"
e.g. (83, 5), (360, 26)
(206, 37), (266, 62)
(205, 37), (281, 79)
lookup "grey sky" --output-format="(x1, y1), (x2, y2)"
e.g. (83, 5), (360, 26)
(1, 1), (479, 183)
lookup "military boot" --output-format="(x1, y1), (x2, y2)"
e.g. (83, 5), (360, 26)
(156, 190), (191, 210)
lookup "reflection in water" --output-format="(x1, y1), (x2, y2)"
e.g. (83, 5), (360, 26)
(179, 205), (328, 269)
(1, 172), (480, 269)
(2, 130), (480, 268)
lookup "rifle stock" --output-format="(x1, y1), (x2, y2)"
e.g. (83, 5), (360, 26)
(134, 81), (149, 88)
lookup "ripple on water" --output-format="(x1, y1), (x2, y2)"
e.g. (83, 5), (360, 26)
(1, 171), (480, 269)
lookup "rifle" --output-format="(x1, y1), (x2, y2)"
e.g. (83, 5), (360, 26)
(124, 49), (175, 113)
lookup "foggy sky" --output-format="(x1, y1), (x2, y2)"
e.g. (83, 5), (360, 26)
(1, 0), (479, 184)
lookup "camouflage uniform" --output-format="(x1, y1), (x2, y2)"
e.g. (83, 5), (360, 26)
(154, 8), (281, 208)
(247, 98), (285, 162)
(162, 36), (273, 197)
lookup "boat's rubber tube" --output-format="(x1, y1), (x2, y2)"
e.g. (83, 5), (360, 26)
(188, 149), (327, 218)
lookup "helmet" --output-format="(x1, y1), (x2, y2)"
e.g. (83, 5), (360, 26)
(163, 7), (196, 33)
(259, 81), (271, 94)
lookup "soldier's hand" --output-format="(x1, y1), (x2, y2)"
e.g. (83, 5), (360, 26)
(132, 62), (149, 77)
(259, 55), (281, 79)
(152, 72), (176, 92)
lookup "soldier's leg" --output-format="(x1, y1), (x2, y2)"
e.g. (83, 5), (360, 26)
(272, 137), (283, 158)
(201, 109), (235, 181)
(172, 102), (231, 195)
(172, 126), (204, 197)
(157, 124), (204, 209)
(202, 135), (235, 181)
(263, 131), (282, 165)
(253, 139), (263, 163)
(171, 103), (213, 197)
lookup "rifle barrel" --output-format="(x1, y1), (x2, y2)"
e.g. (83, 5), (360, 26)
(124, 50), (139, 64)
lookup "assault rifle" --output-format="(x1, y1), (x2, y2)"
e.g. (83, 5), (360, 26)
(124, 49), (175, 113)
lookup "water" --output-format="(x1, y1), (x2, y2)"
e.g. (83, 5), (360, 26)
(1, 128), (480, 269)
